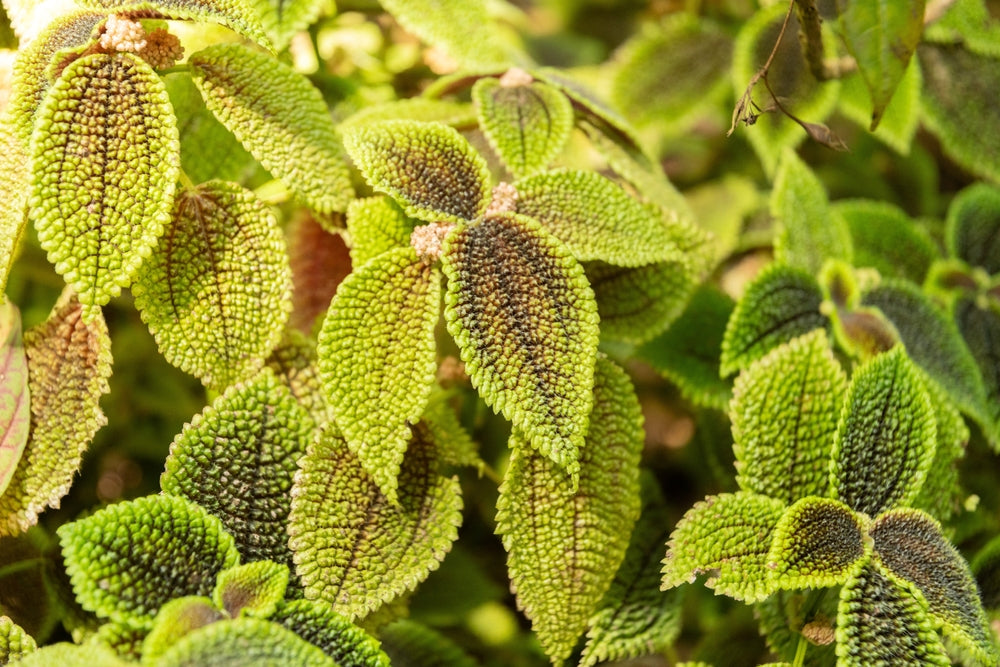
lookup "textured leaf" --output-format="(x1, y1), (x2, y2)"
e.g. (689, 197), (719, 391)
(418, 392), (484, 472)
(720, 263), (830, 376)
(0, 615), (36, 662)
(870, 508), (999, 664)
(378, 619), (478, 667)
(214, 561), (289, 618)
(836, 558), (950, 666)
(946, 182), (1000, 274)
(911, 369), (969, 523)
(156, 617), (335, 666)
(98, 617), (151, 661)
(15, 641), (130, 666)
(58, 494), (240, 624)
(835, 199), (936, 283)
(266, 329), (330, 425)
(142, 596), (226, 661)
(133, 181), (292, 390)
(342, 99), (476, 130)
(830, 347), (936, 516)
(30, 51), (179, 320)
(248, 0), (323, 51)
(346, 196), (416, 270)
(0, 301), (29, 497)
(342, 120), (492, 224)
(317, 246), (441, 503)
(189, 43), (352, 213)
(443, 213), (599, 479)
(271, 599), (390, 667)
(581, 475), (682, 667)
(473, 76), (573, 178)
(771, 149), (852, 275)
(837, 56), (922, 154)
(0, 290), (111, 536)
(637, 285), (734, 411)
(496, 356), (643, 663)
(953, 297), (1000, 448)
(378, 0), (511, 69)
(662, 492), (786, 603)
(287, 424), (462, 620)
(514, 169), (689, 267)
(731, 330), (848, 504)
(0, 115), (29, 296)
(767, 497), (865, 591)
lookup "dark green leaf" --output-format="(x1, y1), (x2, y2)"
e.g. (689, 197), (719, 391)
(214, 561), (289, 618)
(0, 301), (29, 497)
(271, 599), (390, 667)
(835, 199), (937, 283)
(156, 618), (336, 666)
(911, 368), (969, 523)
(378, 619), (478, 667)
(946, 182), (1000, 274)
(0, 615), (36, 662)
(953, 297), (1000, 448)
(971, 533), (1000, 610)
(346, 196), (416, 270)
(767, 497), (865, 590)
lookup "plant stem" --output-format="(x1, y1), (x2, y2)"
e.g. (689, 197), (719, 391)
(792, 633), (809, 667)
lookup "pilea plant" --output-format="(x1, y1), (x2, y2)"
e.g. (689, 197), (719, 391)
(2, 0), (1000, 665)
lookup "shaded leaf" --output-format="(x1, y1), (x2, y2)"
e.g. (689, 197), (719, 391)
(190, 43), (352, 213)
(838, 56), (922, 154)
(248, 0), (323, 51)
(133, 181), (291, 390)
(271, 599), (390, 667)
(288, 212), (351, 333)
(0, 290), (111, 536)
(317, 246), (441, 504)
(732, 330), (848, 504)
(287, 425), (462, 620)
(266, 329), (331, 425)
(767, 497), (865, 590)
(30, 51), (179, 320)
(756, 589), (839, 665)
(835, 199), (937, 283)
(342, 120), (492, 224)
(156, 617), (335, 666)
(924, 0), (1000, 57)
(946, 182), (1000, 274)
(496, 356), (643, 663)
(214, 561), (289, 618)
(0, 115), (29, 296)
(378, 619), (478, 667)
(911, 369), (969, 523)
(662, 492), (786, 603)
(142, 596), (226, 661)
(0, 301), (29, 497)
(720, 263), (830, 376)
(442, 213), (599, 479)
(346, 196), (416, 270)
(971, 533), (1000, 610)
(953, 297), (1000, 448)
(57, 494), (240, 624)
(0, 615), (36, 662)
(684, 175), (761, 268)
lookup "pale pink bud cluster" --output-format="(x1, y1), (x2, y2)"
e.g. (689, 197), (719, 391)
(485, 182), (518, 216)
(410, 221), (455, 261)
(99, 16), (184, 69)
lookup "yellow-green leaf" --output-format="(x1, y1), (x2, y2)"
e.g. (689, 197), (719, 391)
(156, 618), (336, 666)
(0, 615), (36, 662)
(767, 497), (865, 591)
(442, 213), (599, 481)
(837, 57), (922, 153)
(214, 561), (289, 618)
(266, 329), (331, 426)
(0, 301), (29, 498)
(0, 115), (29, 295)
(346, 196), (416, 270)
(248, 0), (323, 51)
(30, 51), (179, 320)
(142, 596), (225, 662)
(133, 181), (292, 391)
(189, 43), (352, 213)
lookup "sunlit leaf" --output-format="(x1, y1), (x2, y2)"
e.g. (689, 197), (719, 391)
(213, 561), (288, 618)
(497, 356), (643, 663)
(156, 617), (336, 666)
(271, 599), (390, 667)
(142, 596), (225, 661)
(0, 615), (36, 662)
(248, 0), (323, 51)
(953, 297), (1000, 448)
(837, 56), (921, 153)
(378, 619), (478, 667)
(0, 116), (29, 296)
(946, 182), (1000, 274)
(442, 213), (599, 480)
(732, 330), (847, 503)
(0, 290), (110, 536)
(346, 196), (416, 270)
(0, 301), (29, 498)
(30, 51), (179, 320)
(342, 120), (492, 224)
(58, 494), (240, 625)
(684, 175), (761, 268)
(190, 43), (352, 213)
(767, 497), (865, 591)
(317, 246), (440, 503)
(133, 181), (291, 390)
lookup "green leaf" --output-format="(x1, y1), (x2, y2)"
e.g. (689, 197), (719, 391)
(919, 43), (1000, 182)
(0, 115), (29, 296)
(953, 297), (1000, 448)
(271, 599), (390, 667)
(418, 392), (484, 472)
(771, 149), (852, 275)
(767, 497), (865, 590)
(287, 424), (462, 620)
(0, 301), (29, 498)
(496, 355), (643, 663)
(14, 641), (131, 666)
(132, 181), (291, 390)
(836, 0), (925, 129)
(684, 175), (761, 268)
(720, 263), (830, 376)
(30, 51), (179, 320)
(378, 619), (478, 667)
(342, 120), (492, 224)
(156, 617), (336, 666)
(442, 213), (599, 480)
(346, 196), (416, 270)
(247, 0), (323, 51)
(924, 0), (1000, 58)
(971, 534), (1000, 611)
(342, 99), (477, 130)
(830, 346), (936, 516)
(317, 246), (441, 503)
(58, 494), (240, 624)
(513, 169), (689, 267)
(911, 368), (969, 523)
(834, 199), (937, 283)
(637, 285), (735, 411)
(662, 492), (786, 603)
(0, 615), (36, 662)
(946, 182), (1000, 274)
(837, 56), (922, 153)
(581, 475), (682, 667)
(189, 43), (352, 213)
(0, 290), (111, 536)
(142, 596), (225, 661)
(473, 76), (573, 178)
(731, 330), (848, 504)
(266, 329), (332, 426)
(870, 508), (999, 665)
(214, 561), (289, 618)
(836, 557), (950, 666)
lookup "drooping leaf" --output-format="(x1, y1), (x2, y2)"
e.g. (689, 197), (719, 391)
(0, 115), (29, 296)
(473, 76), (573, 178)
(142, 596), (226, 661)
(271, 599), (390, 667)
(156, 617), (336, 666)
(442, 213), (599, 479)
(870, 508), (999, 665)
(133, 181), (291, 390)
(317, 246), (441, 504)
(247, 0), (323, 51)
(946, 182), (1000, 274)
(581, 475), (682, 667)
(0, 301), (29, 498)
(496, 355), (643, 663)
(346, 196), (416, 270)
(342, 120), (492, 224)
(720, 263), (830, 376)
(30, 51), (179, 320)
(662, 492), (786, 603)
(0, 615), (36, 662)
(378, 619), (478, 667)
(0, 290), (111, 536)
(58, 494), (240, 625)
(835, 199), (937, 283)
(214, 561), (289, 618)
(953, 297), (1000, 448)
(836, 557), (950, 666)
(514, 169), (689, 267)
(731, 330), (848, 504)
(266, 329), (330, 425)
(767, 497), (865, 591)
(287, 424), (462, 620)
(189, 43), (352, 213)
(837, 56), (922, 153)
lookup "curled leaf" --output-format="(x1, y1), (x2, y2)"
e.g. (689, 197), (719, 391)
(142, 596), (225, 662)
